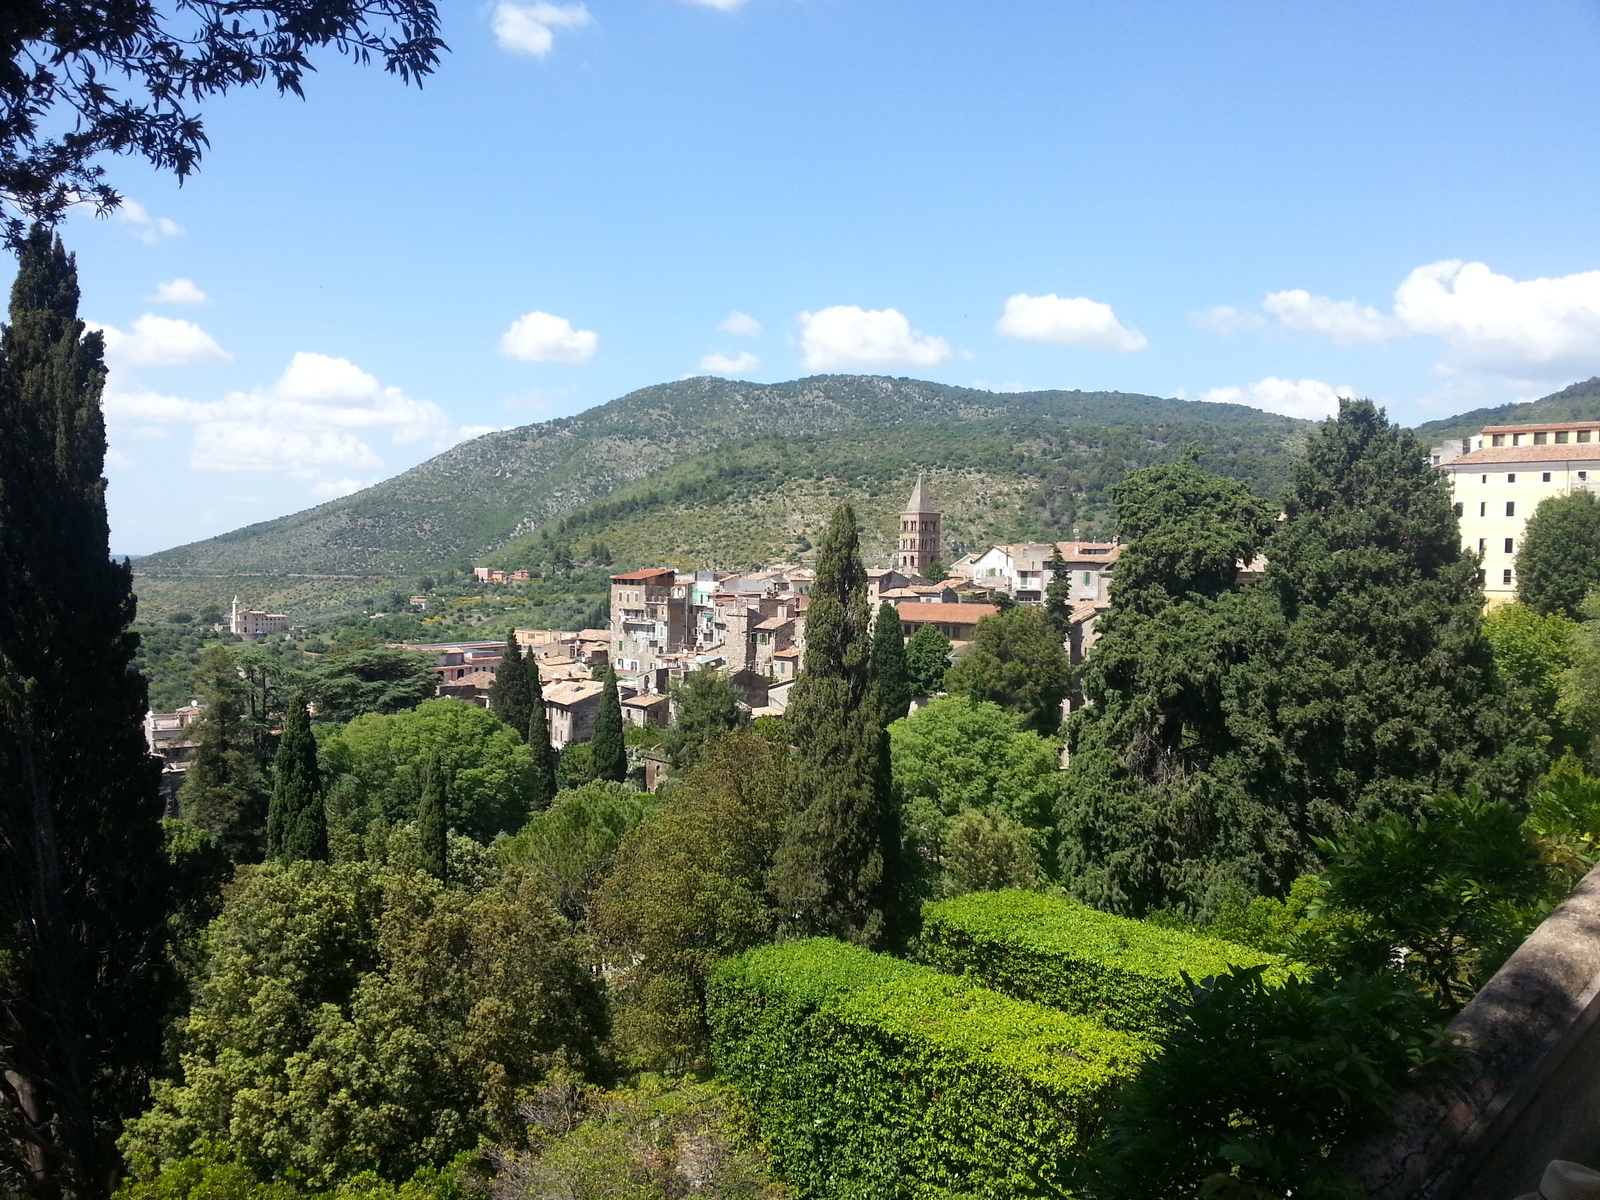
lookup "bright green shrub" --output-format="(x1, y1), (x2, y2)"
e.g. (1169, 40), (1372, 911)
(918, 889), (1289, 1031)
(708, 938), (1152, 1200)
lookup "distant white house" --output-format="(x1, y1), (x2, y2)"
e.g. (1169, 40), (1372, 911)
(949, 541), (1121, 604)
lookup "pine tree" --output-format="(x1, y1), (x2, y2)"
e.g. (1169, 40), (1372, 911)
(489, 632), (531, 736)
(591, 667), (627, 783)
(0, 228), (169, 1199)
(1044, 544), (1072, 640)
(771, 502), (907, 949)
(871, 601), (912, 726)
(266, 693), (326, 863)
(418, 753), (448, 882)
(178, 644), (268, 861)
(524, 657), (558, 809)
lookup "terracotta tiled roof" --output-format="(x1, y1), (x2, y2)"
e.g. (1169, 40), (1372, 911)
(1448, 445), (1600, 465)
(543, 680), (604, 706)
(893, 602), (999, 623)
(610, 568), (676, 582)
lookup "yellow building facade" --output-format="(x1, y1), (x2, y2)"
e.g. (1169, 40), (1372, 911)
(1435, 422), (1600, 603)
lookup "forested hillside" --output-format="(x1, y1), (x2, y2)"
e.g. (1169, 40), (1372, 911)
(137, 375), (1307, 581)
(1414, 377), (1600, 443)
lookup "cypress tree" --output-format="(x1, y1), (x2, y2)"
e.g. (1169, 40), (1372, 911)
(524, 656), (558, 808)
(0, 229), (169, 1198)
(419, 753), (448, 882)
(489, 632), (531, 736)
(591, 666), (627, 783)
(871, 601), (912, 726)
(266, 693), (326, 863)
(771, 502), (907, 949)
(179, 643), (268, 861)
(1044, 544), (1072, 640)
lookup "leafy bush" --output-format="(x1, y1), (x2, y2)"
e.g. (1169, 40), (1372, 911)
(917, 889), (1288, 1032)
(708, 938), (1152, 1200)
(1085, 966), (1438, 1200)
(121, 861), (606, 1190)
(115, 1146), (474, 1200)
(320, 698), (536, 841)
(497, 780), (655, 920)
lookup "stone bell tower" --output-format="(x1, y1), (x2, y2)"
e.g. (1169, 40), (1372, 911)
(897, 472), (941, 576)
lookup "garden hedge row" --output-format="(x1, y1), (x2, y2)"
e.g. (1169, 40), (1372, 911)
(917, 889), (1291, 1031)
(707, 938), (1152, 1200)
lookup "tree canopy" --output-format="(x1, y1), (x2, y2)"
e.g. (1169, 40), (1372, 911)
(944, 605), (1072, 735)
(1515, 489), (1600, 617)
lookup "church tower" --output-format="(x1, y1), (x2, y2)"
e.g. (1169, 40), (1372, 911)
(898, 472), (941, 576)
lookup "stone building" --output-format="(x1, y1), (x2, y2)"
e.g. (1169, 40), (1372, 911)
(897, 473), (942, 575)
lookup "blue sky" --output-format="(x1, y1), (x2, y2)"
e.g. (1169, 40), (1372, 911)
(40, 0), (1600, 555)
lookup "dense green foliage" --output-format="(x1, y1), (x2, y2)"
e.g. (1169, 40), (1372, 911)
(0, 229), (170, 1199)
(320, 699), (536, 842)
(660, 665), (748, 768)
(498, 781), (656, 921)
(417, 755), (448, 881)
(591, 668), (627, 783)
(591, 731), (789, 1069)
(871, 601), (912, 725)
(309, 647), (435, 726)
(179, 644), (271, 861)
(771, 503), (907, 949)
(903, 623), (952, 696)
(1412, 375), (1600, 442)
(488, 634), (532, 739)
(888, 696), (1061, 894)
(918, 890), (1288, 1033)
(1516, 490), (1600, 617)
(121, 861), (605, 1190)
(1087, 966), (1437, 1200)
(114, 1150), (472, 1200)
(267, 695), (327, 863)
(945, 607), (1072, 735)
(709, 938), (1152, 1200)
(1484, 602), (1584, 754)
(1061, 402), (1534, 917)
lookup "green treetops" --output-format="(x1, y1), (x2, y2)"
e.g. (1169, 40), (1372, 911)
(179, 643), (270, 861)
(320, 698), (537, 842)
(488, 631), (532, 737)
(266, 692), (326, 863)
(1515, 489), (1600, 617)
(944, 606), (1072, 735)
(310, 646), (436, 725)
(871, 601), (912, 726)
(661, 665), (747, 769)
(591, 667), (627, 783)
(904, 623), (952, 696)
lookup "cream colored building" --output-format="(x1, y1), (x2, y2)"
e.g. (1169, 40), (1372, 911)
(1435, 421), (1600, 603)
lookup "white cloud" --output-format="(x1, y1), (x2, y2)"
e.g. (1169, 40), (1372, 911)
(491, 2), (591, 55)
(499, 310), (599, 363)
(797, 306), (952, 370)
(718, 311), (762, 337)
(149, 279), (209, 305)
(1199, 377), (1355, 421)
(114, 199), (183, 244)
(101, 352), (458, 491)
(92, 314), (231, 369)
(1262, 290), (1396, 345)
(1392, 260), (1600, 372)
(996, 293), (1147, 353)
(1191, 305), (1266, 335)
(699, 350), (760, 375)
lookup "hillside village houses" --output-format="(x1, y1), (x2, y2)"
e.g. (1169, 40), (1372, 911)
(1431, 419), (1600, 603)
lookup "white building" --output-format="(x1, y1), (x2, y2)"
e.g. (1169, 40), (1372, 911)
(1435, 421), (1600, 603)
(949, 541), (1121, 604)
(229, 596), (288, 637)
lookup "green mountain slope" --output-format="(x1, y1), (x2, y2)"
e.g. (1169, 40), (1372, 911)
(138, 375), (1308, 578)
(1413, 378), (1600, 443)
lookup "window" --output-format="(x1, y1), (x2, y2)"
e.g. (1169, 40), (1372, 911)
(1492, 434), (1506, 447)
(1535, 431), (1549, 444)
(1478, 538), (1486, 554)
(1479, 502), (1487, 517)
(1557, 431), (1570, 443)
(1481, 474), (1488, 484)
(1582, 431), (1594, 443)
(1544, 472), (1553, 482)
(1083, 572), (1092, 585)
(1506, 502), (1516, 516)
(1476, 569), (1486, 585)
(1582, 471), (1590, 482)
(1503, 568), (1514, 585)
(1504, 538), (1515, 554)
(1508, 473), (1517, 483)
(1453, 502), (1463, 517)
(1514, 434), (1524, 445)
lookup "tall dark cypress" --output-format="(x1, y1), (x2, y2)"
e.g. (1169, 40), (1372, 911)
(418, 754), (448, 883)
(771, 503), (907, 949)
(489, 632), (531, 737)
(266, 694), (325, 863)
(1044, 545), (1072, 641)
(591, 667), (627, 783)
(871, 601), (912, 727)
(0, 229), (169, 1199)
(524, 658), (558, 808)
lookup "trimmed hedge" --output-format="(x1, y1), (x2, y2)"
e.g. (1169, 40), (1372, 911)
(708, 938), (1153, 1200)
(917, 889), (1291, 1032)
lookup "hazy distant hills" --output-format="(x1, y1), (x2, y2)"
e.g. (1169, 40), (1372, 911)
(136, 375), (1308, 578)
(1413, 378), (1600, 443)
